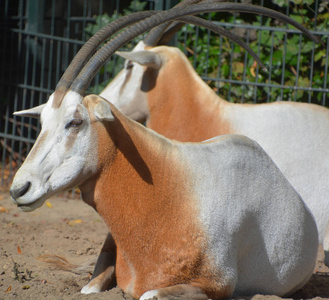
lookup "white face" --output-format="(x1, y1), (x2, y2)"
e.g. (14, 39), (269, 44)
(100, 41), (149, 122)
(10, 91), (98, 212)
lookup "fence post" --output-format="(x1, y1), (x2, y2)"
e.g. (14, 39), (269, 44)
(165, 0), (179, 10)
(154, 0), (164, 10)
(154, 0), (179, 10)
(27, 0), (45, 33)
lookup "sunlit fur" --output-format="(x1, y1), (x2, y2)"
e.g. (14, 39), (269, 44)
(11, 92), (317, 299)
(101, 41), (329, 248)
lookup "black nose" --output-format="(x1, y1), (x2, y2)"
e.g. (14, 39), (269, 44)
(10, 181), (31, 200)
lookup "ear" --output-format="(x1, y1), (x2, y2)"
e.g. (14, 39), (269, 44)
(13, 104), (46, 118)
(115, 50), (162, 69)
(94, 100), (115, 122)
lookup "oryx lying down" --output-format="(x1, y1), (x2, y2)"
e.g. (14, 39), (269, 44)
(10, 3), (319, 299)
(11, 91), (318, 299)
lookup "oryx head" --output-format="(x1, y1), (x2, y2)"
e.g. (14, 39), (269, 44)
(10, 91), (98, 211)
(10, 1), (318, 212)
(99, 40), (155, 122)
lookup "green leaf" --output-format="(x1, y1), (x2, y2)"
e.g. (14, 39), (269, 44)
(314, 49), (325, 62)
(289, 14), (303, 25)
(300, 41), (314, 54)
(272, 0), (287, 7)
(297, 0), (314, 5)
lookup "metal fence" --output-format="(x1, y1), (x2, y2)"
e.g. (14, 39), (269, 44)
(1, 0), (328, 186)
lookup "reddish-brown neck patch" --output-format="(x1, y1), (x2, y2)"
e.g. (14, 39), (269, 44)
(146, 48), (232, 142)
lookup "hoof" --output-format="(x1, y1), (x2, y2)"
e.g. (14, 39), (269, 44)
(81, 284), (101, 294)
(140, 290), (159, 300)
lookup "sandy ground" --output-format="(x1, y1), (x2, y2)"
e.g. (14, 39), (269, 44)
(0, 187), (329, 300)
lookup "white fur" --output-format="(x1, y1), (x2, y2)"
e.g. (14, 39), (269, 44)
(179, 135), (317, 296)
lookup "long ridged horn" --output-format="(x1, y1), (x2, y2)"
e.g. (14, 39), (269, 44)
(169, 15), (267, 69)
(70, 2), (318, 95)
(53, 10), (159, 107)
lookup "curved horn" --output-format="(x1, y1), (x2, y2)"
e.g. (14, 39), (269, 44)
(144, 0), (205, 46)
(156, 21), (185, 46)
(70, 2), (318, 95)
(146, 0), (228, 46)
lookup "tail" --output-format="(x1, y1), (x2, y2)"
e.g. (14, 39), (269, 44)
(37, 254), (97, 274)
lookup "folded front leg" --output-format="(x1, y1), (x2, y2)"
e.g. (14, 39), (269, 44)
(81, 232), (117, 294)
(140, 284), (209, 300)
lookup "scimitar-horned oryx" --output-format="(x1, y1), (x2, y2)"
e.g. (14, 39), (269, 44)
(10, 3), (318, 299)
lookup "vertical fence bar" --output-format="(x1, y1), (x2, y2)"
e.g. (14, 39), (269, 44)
(0, 0), (9, 184)
(240, 29), (249, 104)
(322, 36), (329, 107)
(39, 39), (46, 105)
(252, 29), (261, 103)
(205, 13), (211, 79)
(216, 35), (223, 96)
(26, 0), (45, 33)
(64, 0), (72, 71)
(266, 31), (274, 103)
(279, 4), (290, 101)
(193, 26), (200, 69)
(293, 34), (302, 102)
(154, 0), (164, 10)
(308, 40), (316, 103)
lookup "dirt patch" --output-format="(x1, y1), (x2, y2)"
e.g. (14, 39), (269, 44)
(0, 189), (328, 300)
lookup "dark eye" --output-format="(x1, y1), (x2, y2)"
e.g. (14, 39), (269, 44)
(126, 61), (134, 70)
(65, 119), (83, 129)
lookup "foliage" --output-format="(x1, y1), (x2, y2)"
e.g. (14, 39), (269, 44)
(176, 1), (329, 104)
(84, 0), (147, 41)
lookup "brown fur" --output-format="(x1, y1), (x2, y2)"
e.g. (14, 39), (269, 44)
(146, 47), (232, 142)
(79, 96), (232, 299)
(26, 131), (49, 161)
(51, 89), (66, 109)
